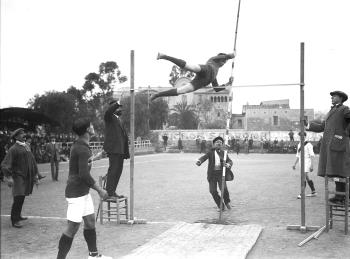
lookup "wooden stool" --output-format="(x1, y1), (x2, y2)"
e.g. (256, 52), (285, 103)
(325, 176), (349, 234)
(96, 175), (129, 224)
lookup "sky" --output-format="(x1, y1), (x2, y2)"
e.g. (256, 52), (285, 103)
(1, 0), (350, 114)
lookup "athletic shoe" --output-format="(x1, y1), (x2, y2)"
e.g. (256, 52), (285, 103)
(297, 194), (301, 199)
(156, 53), (164, 60)
(88, 254), (112, 259)
(225, 203), (232, 210)
(306, 192), (317, 197)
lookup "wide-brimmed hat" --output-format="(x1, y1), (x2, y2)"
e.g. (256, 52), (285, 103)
(212, 136), (224, 144)
(330, 91), (348, 102)
(11, 128), (24, 139)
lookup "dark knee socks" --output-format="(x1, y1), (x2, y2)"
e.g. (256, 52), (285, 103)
(307, 180), (315, 192)
(84, 228), (98, 255)
(160, 55), (186, 68)
(57, 234), (73, 259)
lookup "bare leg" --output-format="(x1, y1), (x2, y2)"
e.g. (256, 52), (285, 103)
(151, 82), (195, 101)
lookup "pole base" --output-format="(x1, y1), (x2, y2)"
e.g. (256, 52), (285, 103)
(286, 224), (320, 233)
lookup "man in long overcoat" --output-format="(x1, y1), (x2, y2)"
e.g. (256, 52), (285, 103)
(103, 99), (130, 198)
(1, 128), (39, 228)
(306, 90), (350, 203)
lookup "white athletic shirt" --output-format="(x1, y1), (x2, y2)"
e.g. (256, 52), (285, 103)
(296, 142), (315, 172)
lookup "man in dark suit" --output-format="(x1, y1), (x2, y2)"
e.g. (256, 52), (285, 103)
(46, 136), (60, 181)
(103, 99), (130, 198)
(196, 136), (233, 211)
(306, 90), (350, 203)
(1, 128), (39, 228)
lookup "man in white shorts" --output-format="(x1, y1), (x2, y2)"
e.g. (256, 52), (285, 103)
(57, 118), (110, 259)
(292, 132), (317, 199)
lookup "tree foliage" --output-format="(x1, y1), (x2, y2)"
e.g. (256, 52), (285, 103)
(27, 91), (76, 132)
(168, 100), (199, 129)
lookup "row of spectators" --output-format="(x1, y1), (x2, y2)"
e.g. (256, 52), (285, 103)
(194, 136), (323, 154)
(0, 130), (77, 164)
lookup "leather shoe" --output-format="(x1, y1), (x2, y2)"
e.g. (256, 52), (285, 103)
(329, 196), (344, 204)
(38, 175), (46, 180)
(12, 221), (23, 228)
(19, 216), (28, 221)
(108, 192), (125, 198)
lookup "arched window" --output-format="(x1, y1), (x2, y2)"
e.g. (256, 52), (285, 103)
(225, 96), (228, 102)
(214, 96), (217, 102)
(217, 96), (220, 102)
(211, 96), (214, 102)
(221, 96), (224, 102)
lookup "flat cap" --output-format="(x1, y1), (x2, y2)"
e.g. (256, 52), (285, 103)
(330, 91), (348, 102)
(212, 136), (224, 144)
(11, 128), (24, 139)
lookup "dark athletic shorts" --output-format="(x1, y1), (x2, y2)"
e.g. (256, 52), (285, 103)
(191, 64), (216, 90)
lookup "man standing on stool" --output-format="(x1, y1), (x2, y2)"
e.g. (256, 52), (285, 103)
(306, 90), (350, 203)
(57, 118), (110, 259)
(103, 99), (130, 198)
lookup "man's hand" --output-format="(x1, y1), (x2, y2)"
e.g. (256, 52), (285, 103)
(310, 166), (313, 172)
(292, 165), (296, 170)
(196, 160), (201, 166)
(224, 163), (231, 169)
(99, 189), (108, 200)
(6, 177), (14, 188)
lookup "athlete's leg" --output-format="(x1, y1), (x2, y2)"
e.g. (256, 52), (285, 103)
(157, 53), (201, 73)
(150, 82), (195, 101)
(83, 214), (98, 257)
(57, 221), (80, 259)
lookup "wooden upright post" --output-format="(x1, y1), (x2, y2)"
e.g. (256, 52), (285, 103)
(300, 42), (306, 229)
(130, 50), (135, 220)
(287, 42), (320, 236)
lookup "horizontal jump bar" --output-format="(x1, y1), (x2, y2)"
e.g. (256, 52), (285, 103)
(231, 83), (301, 88)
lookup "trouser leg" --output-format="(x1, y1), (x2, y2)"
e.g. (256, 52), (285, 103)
(11, 195), (25, 224)
(209, 179), (222, 207)
(106, 154), (124, 196)
(51, 161), (55, 180)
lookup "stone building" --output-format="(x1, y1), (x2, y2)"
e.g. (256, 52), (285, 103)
(231, 99), (314, 131)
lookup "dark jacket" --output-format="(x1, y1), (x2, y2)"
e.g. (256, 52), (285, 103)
(46, 142), (60, 162)
(65, 139), (95, 198)
(1, 143), (38, 196)
(198, 148), (233, 181)
(103, 103), (130, 158)
(308, 104), (350, 177)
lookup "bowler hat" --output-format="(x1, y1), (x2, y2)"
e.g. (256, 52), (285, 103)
(11, 128), (24, 139)
(330, 91), (348, 102)
(213, 136), (224, 144)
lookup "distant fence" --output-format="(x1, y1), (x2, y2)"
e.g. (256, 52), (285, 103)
(59, 140), (152, 151)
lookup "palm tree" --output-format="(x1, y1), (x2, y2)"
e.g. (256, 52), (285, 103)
(169, 100), (199, 129)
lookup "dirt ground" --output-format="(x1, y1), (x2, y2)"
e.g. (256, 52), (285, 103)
(1, 153), (350, 259)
